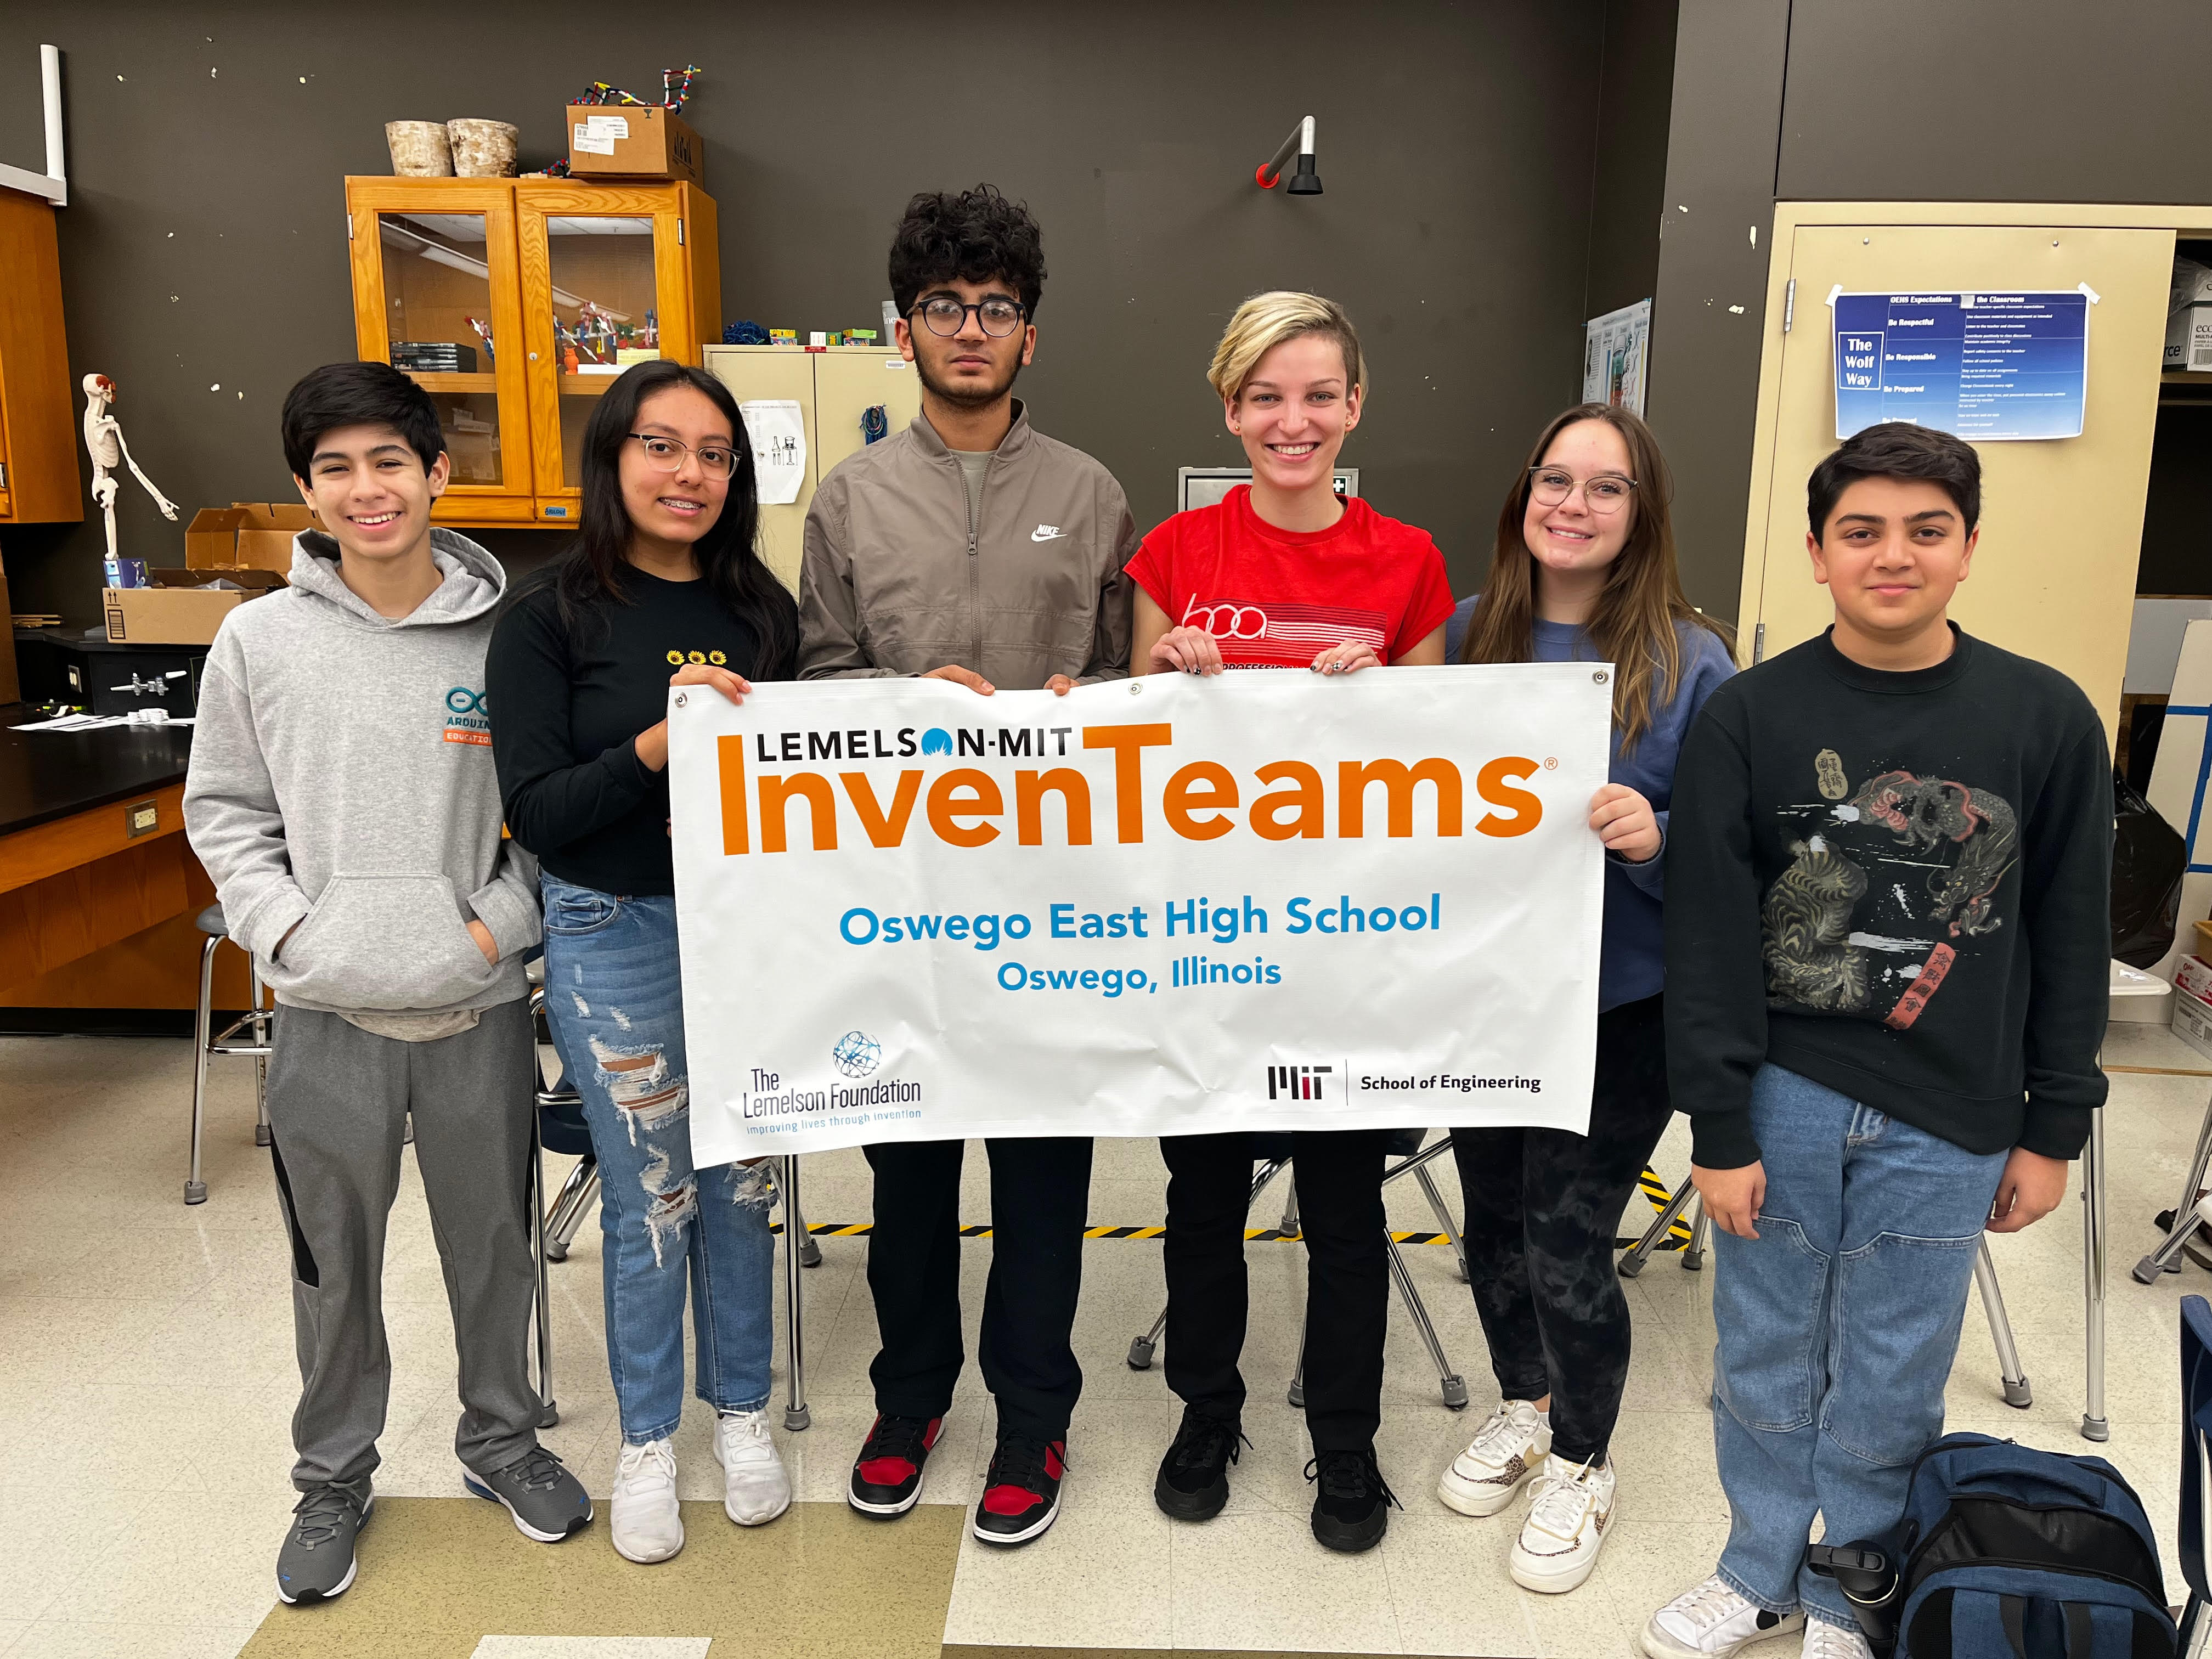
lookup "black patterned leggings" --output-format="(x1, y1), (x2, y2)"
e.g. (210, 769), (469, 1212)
(1450, 992), (1674, 1466)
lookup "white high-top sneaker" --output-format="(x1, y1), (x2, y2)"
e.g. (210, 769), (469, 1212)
(713, 1409), (793, 1526)
(1436, 1399), (1551, 1516)
(1641, 1575), (1806, 1658)
(1509, 1453), (1616, 1593)
(1801, 1620), (1874, 1659)
(610, 1438), (684, 1565)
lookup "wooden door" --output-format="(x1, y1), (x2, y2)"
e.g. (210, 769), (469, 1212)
(1741, 221), (2172, 741)
(515, 182), (714, 522)
(345, 178), (535, 524)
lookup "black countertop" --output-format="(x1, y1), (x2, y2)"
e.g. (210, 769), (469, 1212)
(0, 705), (194, 837)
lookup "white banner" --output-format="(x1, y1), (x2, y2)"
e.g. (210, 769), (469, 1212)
(667, 665), (1611, 1162)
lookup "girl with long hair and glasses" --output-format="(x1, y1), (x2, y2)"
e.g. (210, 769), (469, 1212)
(1434, 404), (1733, 1594)
(1130, 291), (1454, 1555)
(488, 359), (799, 1565)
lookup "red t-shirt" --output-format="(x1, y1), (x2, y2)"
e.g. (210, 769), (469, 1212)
(1126, 487), (1454, 669)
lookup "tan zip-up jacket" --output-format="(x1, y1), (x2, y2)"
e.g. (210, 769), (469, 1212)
(797, 402), (1138, 689)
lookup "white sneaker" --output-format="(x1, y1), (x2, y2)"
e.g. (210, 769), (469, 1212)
(610, 1438), (684, 1564)
(1437, 1400), (1551, 1516)
(713, 1409), (792, 1526)
(1509, 1453), (1616, 1593)
(1641, 1575), (1806, 1659)
(1801, 1620), (1874, 1659)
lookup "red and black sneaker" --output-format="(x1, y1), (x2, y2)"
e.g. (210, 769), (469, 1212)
(972, 1433), (1066, 1546)
(847, 1414), (943, 1517)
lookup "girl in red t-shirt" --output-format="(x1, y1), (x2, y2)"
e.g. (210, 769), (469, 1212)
(1128, 292), (1451, 1557)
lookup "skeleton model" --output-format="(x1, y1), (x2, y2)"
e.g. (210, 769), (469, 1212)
(81, 372), (178, 572)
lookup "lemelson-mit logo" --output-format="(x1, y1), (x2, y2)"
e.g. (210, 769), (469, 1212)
(442, 686), (489, 746)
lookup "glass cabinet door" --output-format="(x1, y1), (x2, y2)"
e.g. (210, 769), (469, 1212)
(346, 181), (532, 521)
(516, 184), (708, 519)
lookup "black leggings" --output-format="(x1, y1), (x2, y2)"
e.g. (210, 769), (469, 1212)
(1451, 992), (1673, 1465)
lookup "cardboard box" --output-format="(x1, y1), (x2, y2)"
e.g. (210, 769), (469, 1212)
(184, 503), (318, 572)
(2167, 303), (2212, 371)
(2177, 953), (2212, 1009)
(104, 568), (286, 646)
(2175, 985), (2212, 1064)
(566, 104), (703, 185)
(2196, 918), (2212, 960)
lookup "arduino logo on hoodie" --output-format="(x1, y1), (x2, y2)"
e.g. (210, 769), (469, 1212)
(443, 686), (490, 747)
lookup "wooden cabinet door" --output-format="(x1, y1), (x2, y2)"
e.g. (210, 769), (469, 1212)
(515, 182), (709, 522)
(346, 179), (535, 523)
(1742, 220), (2171, 741)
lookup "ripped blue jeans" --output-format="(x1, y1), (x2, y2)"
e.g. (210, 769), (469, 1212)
(1711, 1064), (2007, 1629)
(541, 876), (775, 1444)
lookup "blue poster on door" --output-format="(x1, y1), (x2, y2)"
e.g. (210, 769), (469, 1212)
(1833, 289), (2090, 441)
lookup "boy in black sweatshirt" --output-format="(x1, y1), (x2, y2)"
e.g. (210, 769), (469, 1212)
(1638, 424), (2109, 1659)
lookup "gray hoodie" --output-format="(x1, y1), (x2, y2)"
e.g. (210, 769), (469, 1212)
(184, 528), (540, 1014)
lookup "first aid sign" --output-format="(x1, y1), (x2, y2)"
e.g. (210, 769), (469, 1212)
(667, 665), (1611, 1162)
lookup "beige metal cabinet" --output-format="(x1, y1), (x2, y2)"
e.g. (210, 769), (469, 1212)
(703, 345), (921, 591)
(1739, 206), (2180, 741)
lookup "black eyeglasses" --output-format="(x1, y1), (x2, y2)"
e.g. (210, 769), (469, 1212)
(628, 433), (738, 479)
(911, 297), (1028, 338)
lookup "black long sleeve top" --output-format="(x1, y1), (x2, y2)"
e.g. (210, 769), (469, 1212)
(1663, 626), (2112, 1170)
(486, 569), (770, 896)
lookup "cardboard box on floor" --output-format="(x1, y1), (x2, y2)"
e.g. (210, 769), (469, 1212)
(566, 104), (704, 184)
(184, 503), (317, 573)
(104, 568), (287, 646)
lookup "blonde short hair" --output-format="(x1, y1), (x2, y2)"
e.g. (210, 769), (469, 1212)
(1207, 290), (1367, 405)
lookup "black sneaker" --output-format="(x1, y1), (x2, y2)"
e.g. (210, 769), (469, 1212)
(1306, 1448), (1400, 1553)
(276, 1482), (373, 1604)
(972, 1432), (1066, 1546)
(464, 1445), (592, 1542)
(848, 1414), (944, 1516)
(1154, 1407), (1248, 1522)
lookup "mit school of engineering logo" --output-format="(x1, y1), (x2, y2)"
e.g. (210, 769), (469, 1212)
(442, 686), (490, 747)
(1266, 1063), (1334, 1101)
(832, 1031), (883, 1077)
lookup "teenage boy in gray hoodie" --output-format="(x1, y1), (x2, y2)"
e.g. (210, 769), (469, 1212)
(184, 363), (590, 1604)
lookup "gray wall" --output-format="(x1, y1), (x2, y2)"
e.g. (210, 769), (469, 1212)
(0, 0), (1674, 628)
(1650, 0), (2212, 623)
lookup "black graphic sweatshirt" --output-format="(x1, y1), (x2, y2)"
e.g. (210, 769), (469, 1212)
(1664, 625), (2110, 1169)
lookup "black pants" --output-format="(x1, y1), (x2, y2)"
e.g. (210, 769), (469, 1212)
(1160, 1129), (1390, 1453)
(1452, 992), (1673, 1465)
(864, 1135), (1093, 1443)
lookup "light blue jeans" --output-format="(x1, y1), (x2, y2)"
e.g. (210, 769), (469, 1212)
(1711, 1064), (2007, 1629)
(541, 875), (775, 1444)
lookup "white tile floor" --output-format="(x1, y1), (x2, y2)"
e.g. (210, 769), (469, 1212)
(0, 1021), (2207, 1657)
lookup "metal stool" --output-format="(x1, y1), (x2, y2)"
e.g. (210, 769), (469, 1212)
(185, 904), (273, 1205)
(1126, 1130), (1472, 1411)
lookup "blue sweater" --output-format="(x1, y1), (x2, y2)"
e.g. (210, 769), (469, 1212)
(1446, 597), (1736, 1012)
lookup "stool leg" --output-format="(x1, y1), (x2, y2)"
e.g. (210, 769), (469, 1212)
(2081, 1105), (2108, 1442)
(543, 1158), (597, 1260)
(529, 1112), (557, 1429)
(186, 934), (219, 1204)
(1127, 1305), (1167, 1370)
(791, 1182), (821, 1269)
(2139, 1089), (2212, 1283)
(1973, 1239), (2033, 1409)
(1413, 1163), (1470, 1282)
(1683, 1197), (1710, 1272)
(1619, 1180), (1696, 1278)
(250, 958), (272, 1148)
(1386, 1232), (1469, 1409)
(780, 1156), (810, 1431)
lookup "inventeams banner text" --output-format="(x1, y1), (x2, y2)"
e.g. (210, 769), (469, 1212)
(667, 666), (1611, 1162)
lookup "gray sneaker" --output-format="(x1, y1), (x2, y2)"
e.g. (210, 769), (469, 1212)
(276, 1483), (373, 1604)
(464, 1445), (593, 1542)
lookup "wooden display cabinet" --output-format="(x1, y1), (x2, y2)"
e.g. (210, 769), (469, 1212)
(344, 177), (719, 530)
(0, 182), (83, 527)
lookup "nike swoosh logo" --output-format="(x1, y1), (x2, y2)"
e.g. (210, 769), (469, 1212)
(1031, 526), (1065, 542)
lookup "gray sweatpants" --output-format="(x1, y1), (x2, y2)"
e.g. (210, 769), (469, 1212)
(263, 998), (542, 1492)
